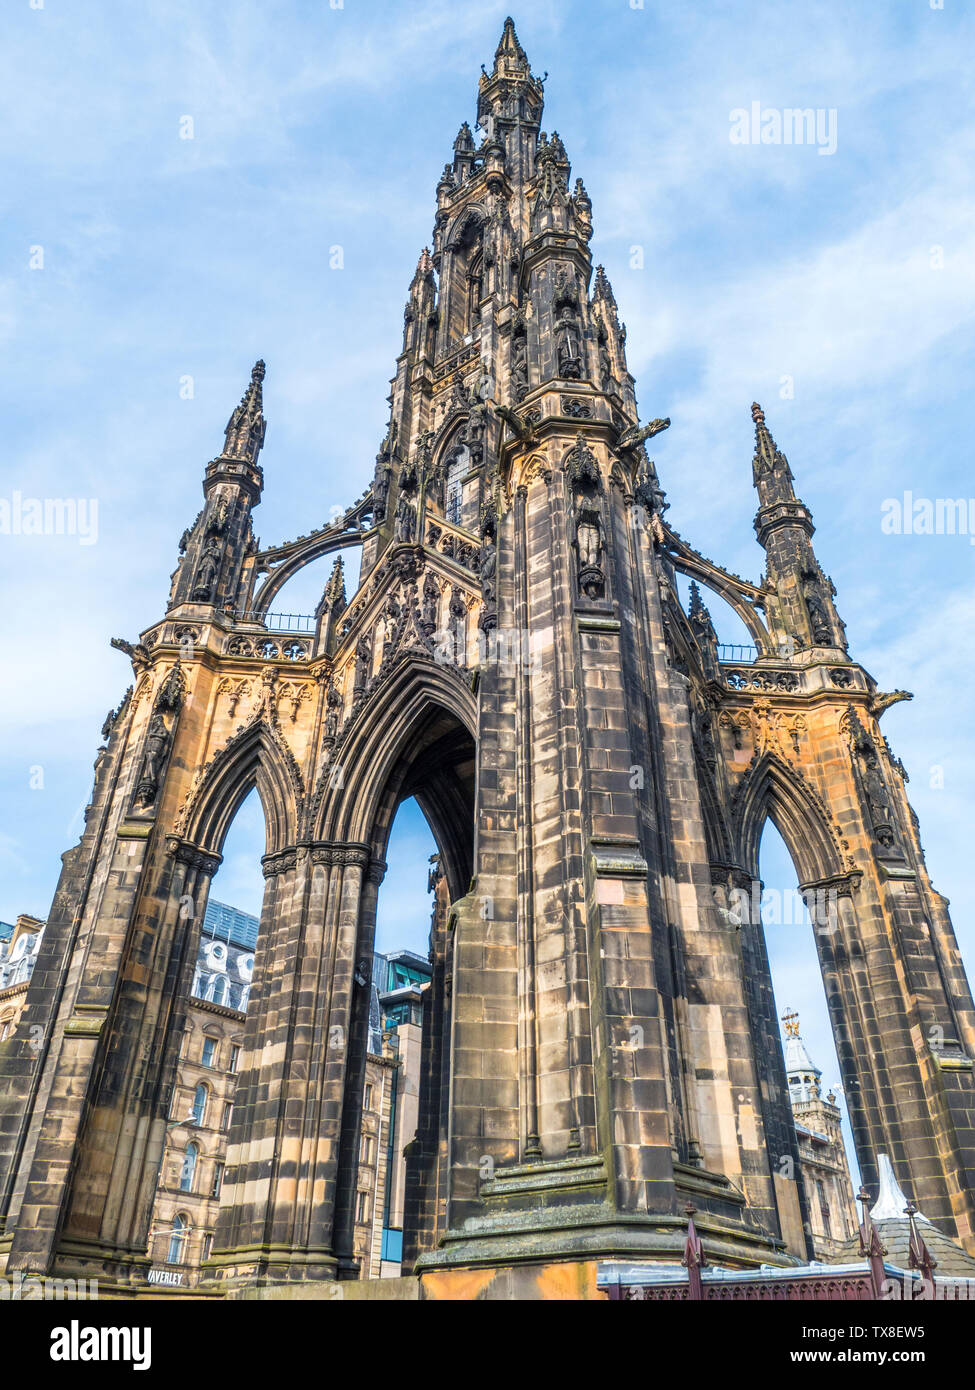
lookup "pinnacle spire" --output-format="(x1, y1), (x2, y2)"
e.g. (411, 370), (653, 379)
(493, 17), (529, 74)
(478, 16), (544, 133)
(324, 554), (346, 608)
(687, 580), (708, 620)
(223, 360), (267, 463)
(593, 265), (617, 306)
(750, 401), (794, 493)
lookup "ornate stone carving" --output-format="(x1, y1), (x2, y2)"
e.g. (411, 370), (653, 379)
(192, 535), (222, 602)
(842, 705), (900, 853)
(262, 847), (298, 879)
(393, 493), (417, 544)
(478, 510), (498, 632)
(802, 572), (834, 646)
(574, 506), (604, 600)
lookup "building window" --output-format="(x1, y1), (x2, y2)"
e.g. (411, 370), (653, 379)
(201, 1037), (217, 1068)
(167, 1215), (188, 1265)
(210, 976), (228, 1007)
(223, 1103), (233, 1132)
(360, 1135), (374, 1165)
(0, 1019), (11, 1041)
(202, 1233), (213, 1262)
(816, 1180), (833, 1238)
(192, 1082), (209, 1127)
(229, 1044), (241, 1074)
(355, 1191), (370, 1224)
(179, 1142), (199, 1193)
(445, 452), (467, 525)
(211, 1162), (224, 1199)
(364, 1083), (373, 1110)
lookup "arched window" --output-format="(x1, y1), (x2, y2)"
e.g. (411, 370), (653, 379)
(191, 1082), (209, 1127)
(209, 975), (228, 1007)
(445, 445), (468, 525)
(179, 1142), (199, 1192)
(167, 1214), (188, 1265)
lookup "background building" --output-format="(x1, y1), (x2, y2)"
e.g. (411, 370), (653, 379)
(0, 917), (44, 1041)
(368, 949), (432, 1276)
(147, 900), (251, 1287)
(781, 1010), (858, 1259)
(146, 901), (431, 1286)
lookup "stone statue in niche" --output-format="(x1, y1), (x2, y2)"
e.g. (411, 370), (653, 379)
(353, 633), (372, 698)
(192, 536), (221, 602)
(393, 493), (416, 544)
(466, 393), (487, 465)
(207, 499), (230, 537)
(862, 755), (895, 848)
(510, 330), (529, 401)
(478, 522), (498, 631)
(845, 707), (898, 852)
(383, 596), (401, 645)
(449, 587), (468, 664)
(802, 575), (834, 645)
(598, 333), (613, 391)
(324, 684), (342, 743)
(136, 711), (171, 808)
(575, 507), (605, 600)
(374, 465), (391, 522)
(576, 508), (602, 570)
(422, 573), (440, 631)
(555, 302), (582, 379)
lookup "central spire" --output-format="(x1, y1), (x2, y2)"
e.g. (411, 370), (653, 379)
(478, 17), (545, 133)
(492, 16), (530, 76)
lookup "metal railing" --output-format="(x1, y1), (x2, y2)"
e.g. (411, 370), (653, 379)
(235, 610), (316, 634)
(717, 643), (758, 663)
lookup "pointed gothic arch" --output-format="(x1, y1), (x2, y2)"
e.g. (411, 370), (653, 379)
(178, 716), (303, 860)
(315, 653), (476, 898)
(733, 751), (845, 886)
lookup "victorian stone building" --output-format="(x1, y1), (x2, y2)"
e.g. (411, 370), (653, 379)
(781, 1010), (858, 1260)
(1, 19), (973, 1299)
(148, 900), (428, 1287)
(0, 917), (44, 1043)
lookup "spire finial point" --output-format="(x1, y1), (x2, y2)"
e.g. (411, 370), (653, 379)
(222, 360), (267, 463)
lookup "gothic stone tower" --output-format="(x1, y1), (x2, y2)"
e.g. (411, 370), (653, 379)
(1, 19), (974, 1291)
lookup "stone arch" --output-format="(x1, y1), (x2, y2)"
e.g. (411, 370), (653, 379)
(663, 526), (771, 652)
(315, 653), (476, 899)
(733, 752), (845, 886)
(251, 528), (366, 618)
(445, 203), (488, 252)
(179, 717), (302, 860)
(442, 206), (488, 343)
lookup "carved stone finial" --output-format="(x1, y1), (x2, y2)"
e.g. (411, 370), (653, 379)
(222, 360), (267, 463)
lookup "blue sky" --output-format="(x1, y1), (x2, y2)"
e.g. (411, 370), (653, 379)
(2, 1), (973, 1185)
